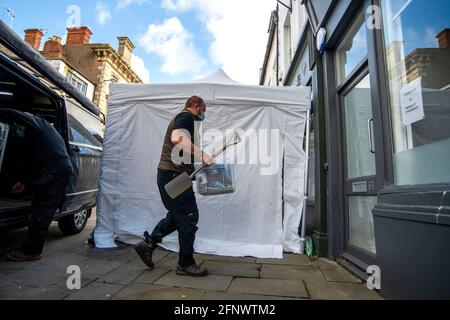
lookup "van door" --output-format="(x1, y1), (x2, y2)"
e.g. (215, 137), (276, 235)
(63, 99), (103, 214)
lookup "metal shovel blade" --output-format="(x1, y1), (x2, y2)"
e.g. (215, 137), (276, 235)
(165, 172), (193, 199)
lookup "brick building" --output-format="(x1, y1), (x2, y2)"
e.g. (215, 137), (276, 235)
(24, 27), (143, 118)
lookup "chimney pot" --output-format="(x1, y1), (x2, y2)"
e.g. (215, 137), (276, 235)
(24, 29), (44, 50)
(43, 36), (65, 60)
(437, 29), (450, 49)
(117, 36), (135, 64)
(66, 26), (93, 45)
(49, 36), (62, 44)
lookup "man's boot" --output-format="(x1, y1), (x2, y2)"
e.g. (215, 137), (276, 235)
(176, 264), (209, 277)
(6, 249), (42, 262)
(134, 231), (157, 269)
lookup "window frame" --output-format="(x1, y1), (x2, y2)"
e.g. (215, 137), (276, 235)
(375, 0), (450, 190)
(67, 71), (88, 96)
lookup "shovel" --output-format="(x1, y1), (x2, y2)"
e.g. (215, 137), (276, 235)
(165, 131), (242, 199)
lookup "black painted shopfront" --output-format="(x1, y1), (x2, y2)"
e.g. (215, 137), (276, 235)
(299, 0), (450, 299)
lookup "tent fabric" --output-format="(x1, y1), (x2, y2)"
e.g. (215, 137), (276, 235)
(192, 69), (240, 85)
(94, 70), (311, 258)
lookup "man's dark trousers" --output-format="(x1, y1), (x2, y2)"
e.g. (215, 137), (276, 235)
(22, 166), (73, 255)
(151, 170), (199, 267)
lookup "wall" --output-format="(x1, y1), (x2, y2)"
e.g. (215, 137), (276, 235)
(277, 1), (308, 83)
(262, 30), (278, 86)
(64, 46), (101, 85)
(47, 59), (95, 101)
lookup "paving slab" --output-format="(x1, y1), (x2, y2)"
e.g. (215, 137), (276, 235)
(75, 258), (122, 279)
(202, 255), (257, 264)
(305, 280), (382, 300)
(256, 254), (311, 267)
(0, 259), (44, 271)
(134, 268), (172, 284)
(65, 282), (124, 300)
(228, 278), (309, 299)
(39, 252), (90, 268)
(113, 283), (205, 300)
(96, 257), (148, 285)
(0, 267), (18, 276)
(313, 258), (363, 284)
(201, 261), (261, 278)
(260, 264), (324, 282)
(155, 271), (233, 292)
(0, 280), (68, 300)
(1, 263), (68, 288)
(201, 291), (302, 300)
(0, 211), (376, 301)
(156, 252), (205, 270)
(77, 247), (137, 263)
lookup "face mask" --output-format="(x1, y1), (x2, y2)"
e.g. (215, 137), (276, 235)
(197, 112), (206, 121)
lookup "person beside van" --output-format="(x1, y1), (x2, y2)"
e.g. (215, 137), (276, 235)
(0, 108), (73, 262)
(134, 96), (214, 277)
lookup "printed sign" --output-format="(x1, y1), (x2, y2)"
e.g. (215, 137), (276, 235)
(400, 77), (425, 126)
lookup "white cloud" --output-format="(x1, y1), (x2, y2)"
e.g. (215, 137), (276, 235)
(161, 0), (274, 84)
(96, 2), (112, 25)
(131, 54), (151, 83)
(161, 0), (193, 11)
(139, 17), (206, 76)
(117, 0), (149, 10)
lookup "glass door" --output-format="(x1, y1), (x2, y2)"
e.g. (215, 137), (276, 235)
(342, 73), (377, 261)
(336, 11), (378, 265)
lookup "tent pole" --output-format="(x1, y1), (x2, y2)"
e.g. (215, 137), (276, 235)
(300, 106), (311, 255)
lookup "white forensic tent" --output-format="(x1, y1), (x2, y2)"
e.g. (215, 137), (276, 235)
(94, 70), (311, 259)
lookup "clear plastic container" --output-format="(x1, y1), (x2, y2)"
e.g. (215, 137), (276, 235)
(196, 164), (235, 196)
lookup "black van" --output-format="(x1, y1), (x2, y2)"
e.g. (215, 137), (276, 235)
(0, 21), (103, 235)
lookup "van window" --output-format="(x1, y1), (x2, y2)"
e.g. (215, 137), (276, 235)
(66, 99), (103, 146)
(69, 116), (100, 148)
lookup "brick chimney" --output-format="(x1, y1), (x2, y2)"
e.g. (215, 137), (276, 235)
(66, 26), (93, 45)
(117, 36), (135, 64)
(437, 29), (450, 49)
(43, 36), (65, 60)
(24, 29), (44, 50)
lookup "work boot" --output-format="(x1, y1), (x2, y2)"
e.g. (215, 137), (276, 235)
(176, 264), (209, 277)
(133, 231), (156, 269)
(6, 249), (42, 262)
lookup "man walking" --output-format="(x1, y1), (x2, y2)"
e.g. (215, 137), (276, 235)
(134, 96), (213, 277)
(0, 108), (73, 261)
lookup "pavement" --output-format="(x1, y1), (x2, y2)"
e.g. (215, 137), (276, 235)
(0, 212), (382, 300)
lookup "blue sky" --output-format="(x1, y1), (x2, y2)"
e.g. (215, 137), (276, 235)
(1, 0), (275, 84)
(382, 0), (450, 55)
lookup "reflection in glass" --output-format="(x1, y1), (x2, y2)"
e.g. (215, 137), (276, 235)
(66, 99), (104, 145)
(337, 14), (368, 83)
(349, 196), (377, 254)
(197, 164), (235, 196)
(382, 0), (450, 185)
(344, 74), (376, 179)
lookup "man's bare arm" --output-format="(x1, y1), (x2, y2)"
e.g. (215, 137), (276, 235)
(171, 129), (214, 166)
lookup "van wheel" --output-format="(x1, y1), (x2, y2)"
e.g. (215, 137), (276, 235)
(58, 209), (90, 236)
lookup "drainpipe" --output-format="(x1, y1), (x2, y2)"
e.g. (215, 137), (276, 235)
(300, 105), (312, 254)
(276, 4), (279, 86)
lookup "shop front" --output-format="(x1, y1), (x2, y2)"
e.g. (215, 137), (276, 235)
(303, 0), (450, 299)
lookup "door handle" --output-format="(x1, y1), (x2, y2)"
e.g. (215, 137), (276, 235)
(72, 145), (81, 153)
(367, 118), (375, 154)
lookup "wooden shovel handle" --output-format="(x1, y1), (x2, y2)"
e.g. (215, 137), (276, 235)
(190, 131), (242, 178)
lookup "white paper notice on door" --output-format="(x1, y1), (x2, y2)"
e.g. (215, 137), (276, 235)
(400, 77), (425, 126)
